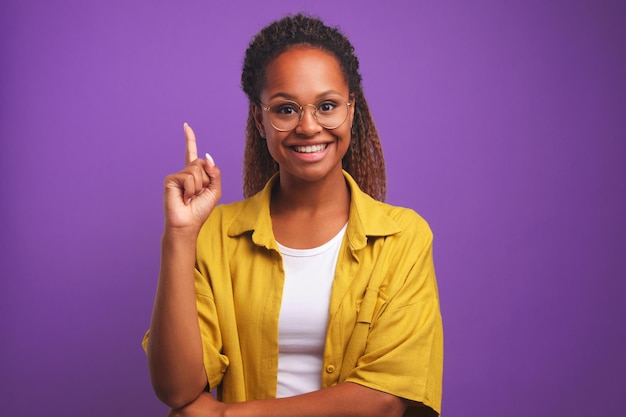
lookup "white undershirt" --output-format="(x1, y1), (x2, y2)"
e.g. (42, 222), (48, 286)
(275, 223), (347, 398)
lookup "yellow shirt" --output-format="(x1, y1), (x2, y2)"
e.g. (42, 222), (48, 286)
(144, 171), (443, 414)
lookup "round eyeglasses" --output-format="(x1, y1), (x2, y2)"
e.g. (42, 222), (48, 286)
(260, 99), (352, 132)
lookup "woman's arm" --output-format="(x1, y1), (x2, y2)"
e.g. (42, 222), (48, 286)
(147, 123), (222, 408)
(148, 229), (208, 408)
(169, 382), (408, 417)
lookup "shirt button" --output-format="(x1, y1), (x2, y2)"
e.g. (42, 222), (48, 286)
(325, 365), (336, 374)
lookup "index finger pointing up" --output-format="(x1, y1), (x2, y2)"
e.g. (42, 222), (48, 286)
(184, 122), (198, 165)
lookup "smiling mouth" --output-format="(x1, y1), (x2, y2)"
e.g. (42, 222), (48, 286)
(293, 144), (328, 153)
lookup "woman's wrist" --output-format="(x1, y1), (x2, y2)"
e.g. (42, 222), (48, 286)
(162, 225), (201, 244)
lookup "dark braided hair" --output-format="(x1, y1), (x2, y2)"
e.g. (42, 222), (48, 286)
(241, 13), (386, 201)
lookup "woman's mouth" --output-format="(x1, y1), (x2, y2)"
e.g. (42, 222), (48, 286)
(293, 144), (328, 153)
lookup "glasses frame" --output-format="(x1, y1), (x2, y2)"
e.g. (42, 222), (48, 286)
(259, 99), (353, 132)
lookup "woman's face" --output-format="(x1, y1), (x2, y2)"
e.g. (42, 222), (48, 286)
(255, 46), (354, 186)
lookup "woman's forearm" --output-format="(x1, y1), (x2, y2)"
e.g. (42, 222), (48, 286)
(169, 382), (408, 417)
(148, 229), (207, 408)
(228, 382), (406, 417)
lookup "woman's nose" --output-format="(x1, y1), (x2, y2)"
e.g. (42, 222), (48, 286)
(295, 104), (322, 136)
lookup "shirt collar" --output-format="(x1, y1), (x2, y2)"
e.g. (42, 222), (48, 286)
(227, 171), (401, 251)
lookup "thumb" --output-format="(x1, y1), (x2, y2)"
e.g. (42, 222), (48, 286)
(203, 152), (222, 199)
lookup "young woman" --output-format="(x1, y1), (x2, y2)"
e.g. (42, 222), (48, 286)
(144, 14), (443, 417)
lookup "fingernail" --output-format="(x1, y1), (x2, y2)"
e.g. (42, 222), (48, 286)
(205, 152), (215, 167)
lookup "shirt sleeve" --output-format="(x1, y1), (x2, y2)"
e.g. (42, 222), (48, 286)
(194, 267), (230, 392)
(344, 220), (443, 414)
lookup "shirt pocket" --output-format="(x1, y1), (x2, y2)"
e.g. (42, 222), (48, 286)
(355, 287), (390, 327)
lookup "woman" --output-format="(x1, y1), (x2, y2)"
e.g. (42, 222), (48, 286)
(144, 14), (443, 417)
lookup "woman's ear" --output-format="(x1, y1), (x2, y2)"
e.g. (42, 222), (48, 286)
(252, 103), (266, 138)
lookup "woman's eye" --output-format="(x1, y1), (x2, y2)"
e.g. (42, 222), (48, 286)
(275, 104), (299, 116)
(318, 102), (337, 113)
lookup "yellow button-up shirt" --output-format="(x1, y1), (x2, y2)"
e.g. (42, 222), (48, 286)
(144, 171), (443, 414)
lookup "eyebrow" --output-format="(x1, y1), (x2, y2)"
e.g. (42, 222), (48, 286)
(266, 90), (347, 102)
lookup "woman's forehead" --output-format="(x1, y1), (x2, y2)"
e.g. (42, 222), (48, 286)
(261, 47), (349, 102)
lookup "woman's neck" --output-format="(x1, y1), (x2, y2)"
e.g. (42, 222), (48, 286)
(270, 169), (350, 249)
(272, 169), (349, 212)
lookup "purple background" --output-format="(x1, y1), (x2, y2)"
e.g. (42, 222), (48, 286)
(1, 1), (624, 416)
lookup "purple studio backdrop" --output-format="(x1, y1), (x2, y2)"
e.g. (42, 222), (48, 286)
(1, 1), (624, 416)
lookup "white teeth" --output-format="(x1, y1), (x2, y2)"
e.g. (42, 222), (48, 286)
(294, 144), (327, 153)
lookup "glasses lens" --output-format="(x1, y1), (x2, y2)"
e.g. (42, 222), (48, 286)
(315, 101), (349, 129)
(267, 101), (300, 131)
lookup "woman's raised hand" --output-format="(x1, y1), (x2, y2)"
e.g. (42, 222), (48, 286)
(163, 123), (222, 234)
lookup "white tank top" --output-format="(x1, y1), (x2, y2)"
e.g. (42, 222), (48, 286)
(275, 223), (347, 398)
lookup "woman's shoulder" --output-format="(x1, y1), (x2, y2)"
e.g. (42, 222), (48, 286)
(199, 191), (269, 237)
(346, 171), (432, 238)
(208, 197), (253, 218)
(351, 184), (432, 238)
(377, 200), (433, 239)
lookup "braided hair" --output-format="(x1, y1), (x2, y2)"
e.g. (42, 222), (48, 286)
(241, 13), (386, 201)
